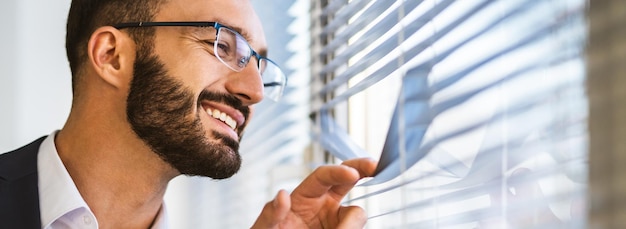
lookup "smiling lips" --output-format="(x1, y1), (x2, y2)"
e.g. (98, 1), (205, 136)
(205, 107), (238, 130)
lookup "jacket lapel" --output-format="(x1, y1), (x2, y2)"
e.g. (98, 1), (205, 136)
(0, 137), (46, 229)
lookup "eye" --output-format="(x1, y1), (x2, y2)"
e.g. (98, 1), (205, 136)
(202, 39), (232, 59)
(216, 41), (231, 55)
(204, 40), (233, 60)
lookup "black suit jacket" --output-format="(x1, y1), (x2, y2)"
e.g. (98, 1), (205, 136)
(0, 137), (46, 229)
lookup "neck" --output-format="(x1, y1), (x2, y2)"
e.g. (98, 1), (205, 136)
(55, 102), (179, 228)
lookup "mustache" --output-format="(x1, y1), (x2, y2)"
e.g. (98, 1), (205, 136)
(198, 90), (250, 119)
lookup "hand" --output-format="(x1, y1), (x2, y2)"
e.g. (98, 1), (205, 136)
(251, 158), (377, 229)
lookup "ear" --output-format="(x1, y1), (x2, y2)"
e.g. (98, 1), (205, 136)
(87, 26), (134, 90)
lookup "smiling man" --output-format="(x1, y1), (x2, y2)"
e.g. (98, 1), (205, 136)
(0, 0), (376, 228)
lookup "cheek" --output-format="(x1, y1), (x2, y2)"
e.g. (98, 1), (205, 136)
(172, 49), (231, 93)
(153, 34), (208, 90)
(152, 33), (233, 95)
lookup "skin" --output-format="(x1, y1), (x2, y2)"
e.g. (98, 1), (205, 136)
(252, 159), (377, 228)
(54, 0), (376, 228)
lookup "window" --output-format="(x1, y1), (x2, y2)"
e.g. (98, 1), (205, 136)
(311, 0), (587, 228)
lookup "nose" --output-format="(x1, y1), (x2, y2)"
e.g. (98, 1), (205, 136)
(224, 59), (264, 105)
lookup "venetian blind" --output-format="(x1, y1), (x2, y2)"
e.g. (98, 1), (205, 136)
(311, 0), (587, 228)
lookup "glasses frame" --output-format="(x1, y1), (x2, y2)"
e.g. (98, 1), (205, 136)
(112, 21), (286, 100)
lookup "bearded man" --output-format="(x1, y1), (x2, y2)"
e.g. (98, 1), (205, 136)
(0, 0), (376, 228)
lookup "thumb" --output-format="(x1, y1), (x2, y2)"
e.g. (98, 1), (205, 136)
(251, 190), (291, 229)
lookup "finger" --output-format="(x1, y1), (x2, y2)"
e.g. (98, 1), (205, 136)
(292, 158), (377, 199)
(330, 158), (378, 195)
(251, 190), (291, 229)
(274, 190), (291, 218)
(341, 158), (378, 178)
(292, 164), (361, 199)
(336, 205), (367, 229)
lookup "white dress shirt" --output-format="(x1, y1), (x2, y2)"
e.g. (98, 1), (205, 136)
(37, 132), (169, 229)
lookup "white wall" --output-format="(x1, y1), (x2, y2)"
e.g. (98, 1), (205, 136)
(0, 0), (72, 153)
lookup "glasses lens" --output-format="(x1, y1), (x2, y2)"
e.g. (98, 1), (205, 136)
(215, 27), (251, 71)
(216, 26), (286, 101)
(260, 59), (286, 101)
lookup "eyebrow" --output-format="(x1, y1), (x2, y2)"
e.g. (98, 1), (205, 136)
(224, 24), (250, 42)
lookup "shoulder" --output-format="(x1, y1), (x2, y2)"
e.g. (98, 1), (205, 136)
(0, 136), (46, 229)
(0, 137), (47, 181)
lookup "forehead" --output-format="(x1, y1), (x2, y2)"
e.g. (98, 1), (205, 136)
(155, 0), (267, 50)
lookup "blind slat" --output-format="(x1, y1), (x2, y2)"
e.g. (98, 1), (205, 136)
(366, 76), (583, 185)
(319, 0), (348, 18)
(318, 0), (422, 57)
(319, 0), (375, 37)
(400, 189), (585, 228)
(316, 0), (528, 110)
(318, 0), (448, 76)
(311, 0), (587, 227)
(316, 0), (497, 102)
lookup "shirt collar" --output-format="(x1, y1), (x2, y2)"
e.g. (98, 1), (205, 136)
(37, 131), (169, 228)
(38, 131), (97, 228)
(151, 202), (169, 229)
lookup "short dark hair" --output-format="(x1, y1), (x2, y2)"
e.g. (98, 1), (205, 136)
(65, 0), (165, 94)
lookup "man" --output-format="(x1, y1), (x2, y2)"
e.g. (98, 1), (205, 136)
(0, 0), (376, 228)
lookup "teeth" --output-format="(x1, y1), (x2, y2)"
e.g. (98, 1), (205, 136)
(226, 117), (236, 130)
(206, 108), (237, 130)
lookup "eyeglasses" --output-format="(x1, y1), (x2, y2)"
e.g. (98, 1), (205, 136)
(112, 21), (287, 101)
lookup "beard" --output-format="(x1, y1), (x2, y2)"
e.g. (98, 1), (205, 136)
(126, 47), (249, 179)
